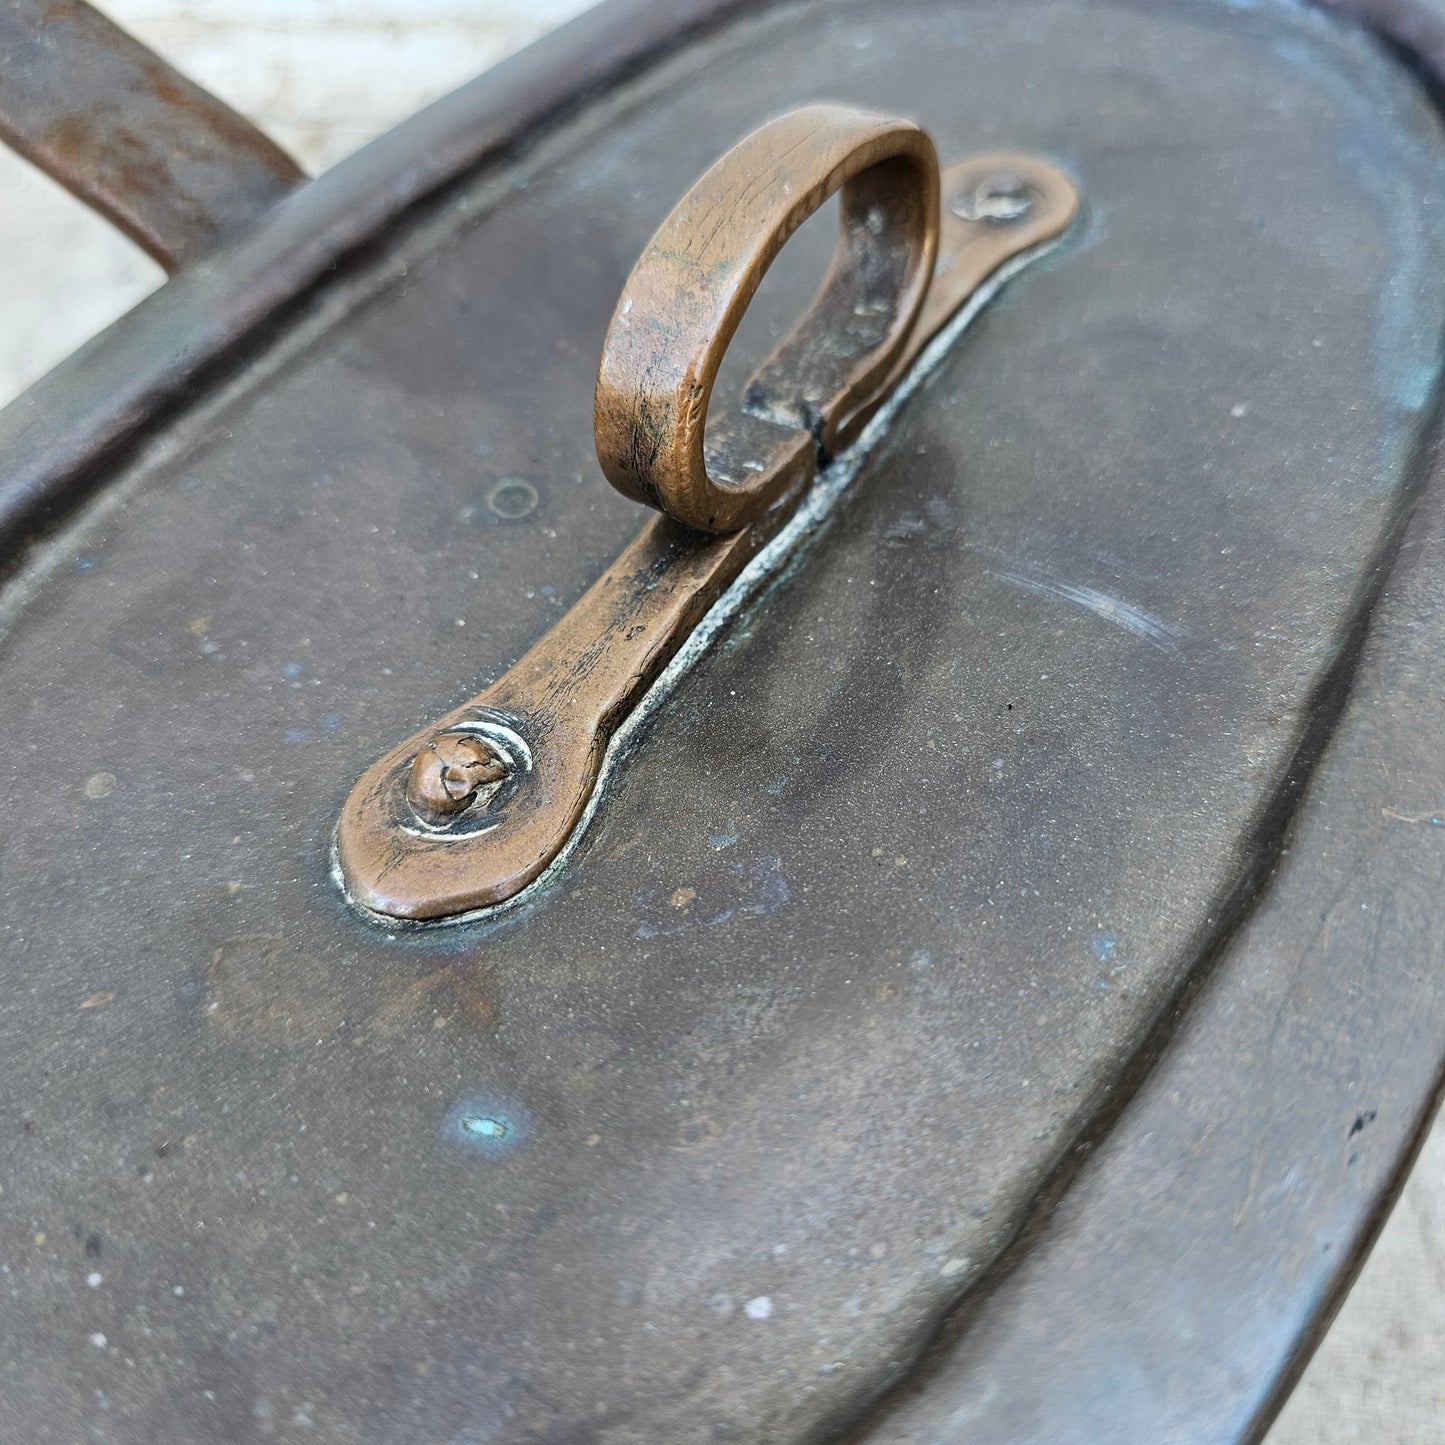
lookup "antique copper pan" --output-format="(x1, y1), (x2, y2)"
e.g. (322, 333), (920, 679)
(2, 1), (1445, 1441)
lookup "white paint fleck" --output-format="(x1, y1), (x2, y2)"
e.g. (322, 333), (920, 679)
(90, 1333), (107, 1349)
(86, 1272), (102, 1288)
(939, 1256), (971, 1278)
(83, 772), (116, 800)
(744, 1295), (773, 1320)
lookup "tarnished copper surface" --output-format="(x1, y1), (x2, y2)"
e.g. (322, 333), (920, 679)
(334, 124), (1078, 921)
(8, 2), (1445, 1438)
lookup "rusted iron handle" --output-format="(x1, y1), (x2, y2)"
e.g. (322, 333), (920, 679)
(594, 104), (939, 533)
(0, 0), (303, 271)
(335, 111), (1079, 922)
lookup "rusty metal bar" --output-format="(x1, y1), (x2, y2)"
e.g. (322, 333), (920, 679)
(0, 0), (304, 271)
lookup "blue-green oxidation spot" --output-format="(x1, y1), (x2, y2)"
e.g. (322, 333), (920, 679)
(462, 1115), (507, 1140)
(442, 1095), (530, 1157)
(1394, 361), (1438, 416)
(1091, 932), (1120, 964)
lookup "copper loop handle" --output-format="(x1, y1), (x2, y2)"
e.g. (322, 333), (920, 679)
(594, 104), (940, 534)
(335, 106), (1079, 921)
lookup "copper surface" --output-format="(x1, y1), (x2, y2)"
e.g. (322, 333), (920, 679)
(335, 117), (1078, 921)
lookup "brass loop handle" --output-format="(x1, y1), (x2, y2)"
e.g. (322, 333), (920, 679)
(594, 104), (941, 534)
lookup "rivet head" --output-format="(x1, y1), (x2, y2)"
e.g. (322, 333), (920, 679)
(406, 733), (509, 826)
(950, 172), (1033, 223)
